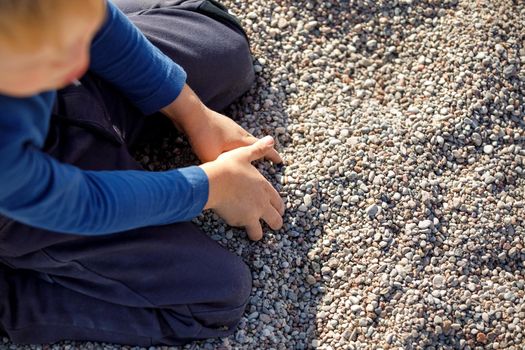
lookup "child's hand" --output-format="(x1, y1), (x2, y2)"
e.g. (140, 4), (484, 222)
(187, 110), (281, 164)
(161, 84), (281, 163)
(199, 136), (284, 241)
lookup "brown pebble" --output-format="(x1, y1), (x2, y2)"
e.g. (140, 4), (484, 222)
(477, 332), (487, 344)
(442, 320), (452, 333)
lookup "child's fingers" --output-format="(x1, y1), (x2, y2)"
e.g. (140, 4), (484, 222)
(268, 184), (285, 216)
(242, 134), (282, 164)
(262, 207), (283, 231)
(244, 136), (275, 162)
(245, 222), (263, 241)
(265, 147), (283, 164)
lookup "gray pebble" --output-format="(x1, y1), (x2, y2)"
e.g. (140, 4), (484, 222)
(366, 204), (379, 218)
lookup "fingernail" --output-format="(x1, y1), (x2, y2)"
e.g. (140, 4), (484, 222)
(261, 135), (274, 145)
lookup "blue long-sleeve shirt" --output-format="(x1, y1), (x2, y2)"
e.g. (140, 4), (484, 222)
(0, 1), (209, 235)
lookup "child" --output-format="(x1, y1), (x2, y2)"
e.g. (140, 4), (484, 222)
(0, 0), (284, 345)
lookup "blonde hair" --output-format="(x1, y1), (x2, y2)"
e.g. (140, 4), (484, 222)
(0, 0), (105, 52)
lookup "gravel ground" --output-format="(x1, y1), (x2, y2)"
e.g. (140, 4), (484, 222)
(4, 0), (525, 349)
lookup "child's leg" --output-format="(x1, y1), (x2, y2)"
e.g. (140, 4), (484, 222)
(0, 223), (251, 346)
(114, 0), (255, 112)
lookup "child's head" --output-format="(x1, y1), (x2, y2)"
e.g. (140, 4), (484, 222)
(0, 0), (106, 97)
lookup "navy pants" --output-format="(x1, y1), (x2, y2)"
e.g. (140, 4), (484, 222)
(0, 0), (255, 346)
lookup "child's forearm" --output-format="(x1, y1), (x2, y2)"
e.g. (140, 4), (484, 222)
(160, 84), (209, 135)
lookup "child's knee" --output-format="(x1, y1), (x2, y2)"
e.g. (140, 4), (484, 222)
(222, 256), (252, 307)
(221, 30), (255, 92)
(234, 259), (252, 305)
(181, 260), (251, 337)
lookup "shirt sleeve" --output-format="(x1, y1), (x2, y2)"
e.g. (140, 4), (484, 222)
(89, 0), (186, 115)
(0, 96), (209, 235)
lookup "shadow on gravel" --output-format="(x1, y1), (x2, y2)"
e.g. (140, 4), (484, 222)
(131, 74), (326, 349)
(228, 73), (326, 349)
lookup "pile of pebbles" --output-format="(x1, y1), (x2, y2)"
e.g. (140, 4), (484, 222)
(5, 0), (525, 349)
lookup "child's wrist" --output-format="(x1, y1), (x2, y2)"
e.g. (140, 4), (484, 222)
(199, 161), (223, 210)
